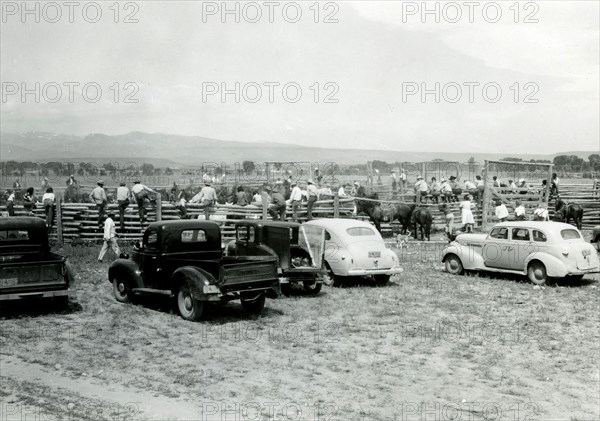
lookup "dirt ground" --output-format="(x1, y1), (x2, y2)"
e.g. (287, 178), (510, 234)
(1, 237), (599, 421)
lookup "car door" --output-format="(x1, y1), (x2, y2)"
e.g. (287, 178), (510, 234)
(324, 230), (345, 275)
(508, 227), (534, 271)
(484, 226), (512, 269)
(137, 228), (163, 289)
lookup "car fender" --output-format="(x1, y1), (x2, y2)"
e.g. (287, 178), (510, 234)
(171, 266), (217, 301)
(524, 253), (568, 278)
(108, 259), (144, 289)
(442, 242), (483, 270)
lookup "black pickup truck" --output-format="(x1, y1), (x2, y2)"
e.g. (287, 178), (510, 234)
(108, 220), (279, 320)
(0, 216), (74, 305)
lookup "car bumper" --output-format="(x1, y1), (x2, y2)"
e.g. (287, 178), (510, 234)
(0, 289), (73, 301)
(347, 266), (404, 276)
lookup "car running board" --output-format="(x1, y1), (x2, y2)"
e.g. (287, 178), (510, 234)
(131, 288), (172, 296)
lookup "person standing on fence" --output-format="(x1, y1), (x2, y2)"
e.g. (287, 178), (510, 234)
(400, 169), (407, 187)
(430, 177), (441, 204)
(89, 180), (108, 228)
(131, 180), (156, 224)
(391, 170), (398, 197)
(306, 179), (319, 221)
(194, 182), (217, 220)
(440, 178), (452, 203)
(290, 181), (303, 222)
(551, 173), (560, 198)
(116, 181), (131, 231)
(6, 192), (15, 216)
(414, 176), (428, 204)
(98, 213), (120, 263)
(42, 187), (55, 229)
(23, 188), (36, 216)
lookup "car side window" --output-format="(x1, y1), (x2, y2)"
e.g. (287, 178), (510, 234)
(237, 226), (255, 243)
(490, 227), (508, 240)
(532, 230), (547, 242)
(324, 230), (331, 241)
(512, 228), (530, 241)
(144, 229), (158, 249)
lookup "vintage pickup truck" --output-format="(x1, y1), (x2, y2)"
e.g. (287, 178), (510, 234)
(108, 220), (279, 320)
(0, 216), (74, 305)
(226, 221), (326, 295)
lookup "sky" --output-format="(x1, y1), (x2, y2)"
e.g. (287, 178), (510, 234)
(1, 1), (598, 154)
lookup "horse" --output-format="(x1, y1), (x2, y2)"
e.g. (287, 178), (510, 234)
(554, 198), (583, 229)
(411, 206), (433, 241)
(355, 192), (416, 235)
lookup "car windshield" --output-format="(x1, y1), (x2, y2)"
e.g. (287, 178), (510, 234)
(560, 229), (581, 240)
(346, 227), (376, 236)
(299, 225), (325, 268)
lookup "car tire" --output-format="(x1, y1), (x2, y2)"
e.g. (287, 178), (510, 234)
(527, 261), (548, 286)
(112, 277), (131, 303)
(241, 293), (266, 315)
(177, 284), (205, 321)
(280, 283), (292, 296)
(374, 275), (390, 286)
(325, 263), (341, 287)
(303, 281), (322, 294)
(444, 254), (464, 275)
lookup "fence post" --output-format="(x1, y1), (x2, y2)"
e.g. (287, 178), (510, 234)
(156, 193), (162, 221)
(56, 197), (63, 245)
(481, 160), (490, 230)
(333, 195), (339, 218)
(261, 192), (268, 220)
(544, 164), (553, 205)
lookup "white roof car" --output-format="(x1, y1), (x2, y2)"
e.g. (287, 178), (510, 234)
(304, 219), (403, 286)
(441, 221), (599, 285)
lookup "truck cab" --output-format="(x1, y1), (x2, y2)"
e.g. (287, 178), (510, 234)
(0, 216), (74, 305)
(109, 220), (279, 320)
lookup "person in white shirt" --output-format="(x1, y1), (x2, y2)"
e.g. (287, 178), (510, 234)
(289, 182), (303, 222)
(338, 184), (348, 197)
(494, 200), (509, 222)
(191, 182), (217, 220)
(317, 184), (333, 199)
(116, 182), (131, 231)
(98, 213), (120, 262)
(533, 204), (549, 221)
(131, 180), (156, 224)
(399, 169), (407, 186)
(42, 187), (55, 228)
(6, 192), (15, 216)
(89, 180), (108, 228)
(414, 176), (428, 204)
(440, 178), (453, 203)
(251, 190), (262, 206)
(514, 200), (526, 220)
(306, 180), (319, 221)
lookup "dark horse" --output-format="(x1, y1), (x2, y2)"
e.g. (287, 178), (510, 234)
(411, 206), (433, 241)
(554, 198), (583, 230)
(355, 192), (416, 235)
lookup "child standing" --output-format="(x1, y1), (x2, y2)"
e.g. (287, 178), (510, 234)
(460, 194), (475, 232)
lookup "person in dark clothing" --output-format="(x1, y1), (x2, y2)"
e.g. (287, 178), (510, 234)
(267, 186), (287, 221)
(235, 186), (248, 206)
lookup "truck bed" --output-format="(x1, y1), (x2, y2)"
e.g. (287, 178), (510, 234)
(0, 253), (70, 299)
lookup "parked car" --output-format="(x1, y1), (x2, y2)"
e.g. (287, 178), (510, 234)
(442, 221), (600, 285)
(108, 220), (279, 321)
(226, 221), (326, 295)
(592, 226), (600, 251)
(304, 219), (403, 286)
(0, 216), (74, 306)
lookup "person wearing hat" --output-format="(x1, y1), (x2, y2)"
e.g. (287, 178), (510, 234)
(268, 185), (287, 221)
(131, 180), (157, 224)
(306, 179), (319, 221)
(89, 180), (108, 228)
(98, 213), (120, 263)
(440, 178), (453, 203)
(289, 181), (303, 222)
(414, 176), (428, 204)
(116, 181), (131, 231)
(192, 182), (217, 220)
(66, 174), (78, 187)
(390, 170), (398, 194)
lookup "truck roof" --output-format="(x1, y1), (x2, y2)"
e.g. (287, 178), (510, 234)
(0, 216), (46, 231)
(234, 220), (301, 230)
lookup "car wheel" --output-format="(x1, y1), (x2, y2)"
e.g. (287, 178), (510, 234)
(325, 263), (341, 287)
(444, 254), (464, 275)
(303, 281), (322, 294)
(112, 277), (131, 303)
(374, 275), (390, 286)
(280, 283), (292, 296)
(177, 284), (205, 321)
(528, 261), (548, 286)
(241, 293), (266, 315)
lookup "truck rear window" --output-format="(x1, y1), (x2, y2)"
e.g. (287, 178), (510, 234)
(181, 229), (207, 243)
(0, 230), (29, 240)
(561, 229), (581, 240)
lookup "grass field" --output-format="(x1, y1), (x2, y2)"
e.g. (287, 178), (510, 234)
(1, 239), (599, 421)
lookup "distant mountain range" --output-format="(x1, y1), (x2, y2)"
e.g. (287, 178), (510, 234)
(0, 131), (596, 166)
